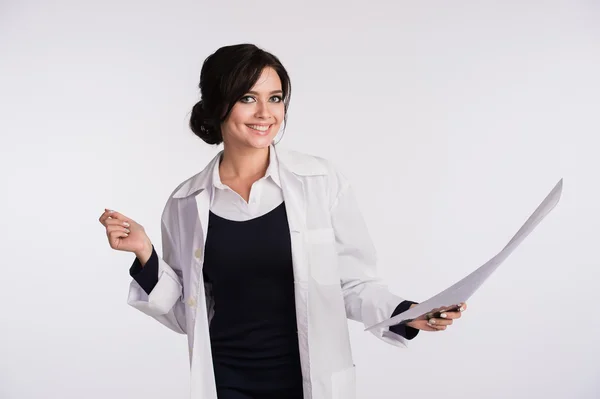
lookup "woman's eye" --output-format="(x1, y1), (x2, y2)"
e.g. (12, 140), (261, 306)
(239, 95), (282, 103)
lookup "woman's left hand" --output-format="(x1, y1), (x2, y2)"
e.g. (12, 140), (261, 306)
(405, 302), (467, 332)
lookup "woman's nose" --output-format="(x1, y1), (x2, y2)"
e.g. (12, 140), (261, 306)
(254, 101), (272, 119)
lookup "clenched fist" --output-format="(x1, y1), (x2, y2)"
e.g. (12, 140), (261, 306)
(98, 209), (153, 265)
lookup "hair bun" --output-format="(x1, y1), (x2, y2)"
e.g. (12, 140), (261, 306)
(189, 100), (221, 145)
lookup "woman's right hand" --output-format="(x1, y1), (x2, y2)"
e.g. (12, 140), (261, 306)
(98, 209), (153, 263)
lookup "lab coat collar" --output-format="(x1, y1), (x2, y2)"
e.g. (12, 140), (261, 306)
(171, 144), (327, 199)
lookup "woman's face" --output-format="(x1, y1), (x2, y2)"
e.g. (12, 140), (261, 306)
(221, 67), (285, 150)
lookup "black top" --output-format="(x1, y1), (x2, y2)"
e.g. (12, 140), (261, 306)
(129, 202), (418, 395)
(202, 201), (303, 392)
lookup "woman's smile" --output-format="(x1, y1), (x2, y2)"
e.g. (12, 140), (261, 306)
(246, 124), (272, 135)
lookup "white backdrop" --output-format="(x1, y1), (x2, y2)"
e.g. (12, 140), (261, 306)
(1, 1), (599, 398)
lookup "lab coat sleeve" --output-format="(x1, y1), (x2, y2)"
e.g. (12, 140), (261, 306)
(330, 176), (411, 348)
(389, 300), (420, 340)
(126, 216), (187, 334)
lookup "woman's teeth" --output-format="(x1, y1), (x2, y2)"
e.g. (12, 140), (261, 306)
(247, 124), (270, 132)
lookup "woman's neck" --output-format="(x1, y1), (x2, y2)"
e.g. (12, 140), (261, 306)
(219, 144), (270, 182)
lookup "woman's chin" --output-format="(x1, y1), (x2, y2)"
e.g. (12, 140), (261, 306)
(245, 135), (276, 148)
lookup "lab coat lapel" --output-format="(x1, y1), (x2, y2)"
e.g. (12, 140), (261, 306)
(273, 145), (314, 396)
(278, 170), (308, 280)
(174, 153), (220, 399)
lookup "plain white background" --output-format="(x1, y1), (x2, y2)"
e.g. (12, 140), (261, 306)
(1, 1), (599, 398)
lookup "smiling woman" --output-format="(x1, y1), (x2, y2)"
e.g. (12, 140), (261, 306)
(216, 69), (285, 151)
(189, 44), (291, 147)
(99, 43), (466, 399)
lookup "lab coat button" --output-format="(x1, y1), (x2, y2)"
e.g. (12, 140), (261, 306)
(187, 296), (196, 308)
(194, 248), (202, 258)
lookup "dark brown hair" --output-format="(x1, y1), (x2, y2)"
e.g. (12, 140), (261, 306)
(189, 44), (292, 145)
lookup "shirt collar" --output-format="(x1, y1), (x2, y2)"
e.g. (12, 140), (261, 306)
(171, 144), (326, 199)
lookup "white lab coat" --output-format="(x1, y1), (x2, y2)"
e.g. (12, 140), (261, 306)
(127, 145), (409, 399)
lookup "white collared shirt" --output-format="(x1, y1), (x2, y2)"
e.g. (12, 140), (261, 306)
(210, 145), (284, 221)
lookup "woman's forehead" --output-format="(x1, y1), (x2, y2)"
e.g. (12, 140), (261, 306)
(249, 67), (282, 92)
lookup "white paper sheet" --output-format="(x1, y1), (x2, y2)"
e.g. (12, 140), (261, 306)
(365, 178), (563, 331)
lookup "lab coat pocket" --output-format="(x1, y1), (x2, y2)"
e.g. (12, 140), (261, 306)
(306, 227), (338, 285)
(331, 365), (356, 399)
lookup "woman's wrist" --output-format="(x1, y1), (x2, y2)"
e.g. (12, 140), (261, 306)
(135, 239), (153, 266)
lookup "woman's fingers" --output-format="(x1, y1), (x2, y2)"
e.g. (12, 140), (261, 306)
(407, 302), (468, 332)
(104, 218), (131, 228)
(438, 310), (462, 320)
(414, 321), (446, 331)
(107, 230), (129, 241)
(426, 303), (468, 330)
(426, 303), (467, 319)
(98, 209), (115, 225)
(106, 225), (131, 235)
(99, 209), (130, 226)
(100, 208), (151, 253)
(108, 227), (130, 247)
(438, 303), (467, 320)
(108, 229), (130, 249)
(423, 323), (446, 331)
(427, 318), (453, 327)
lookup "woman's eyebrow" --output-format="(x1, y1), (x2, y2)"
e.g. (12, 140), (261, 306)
(247, 90), (283, 95)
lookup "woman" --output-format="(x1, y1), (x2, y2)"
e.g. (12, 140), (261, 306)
(98, 43), (466, 399)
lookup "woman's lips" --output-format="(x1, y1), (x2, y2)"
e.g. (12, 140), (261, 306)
(246, 124), (272, 135)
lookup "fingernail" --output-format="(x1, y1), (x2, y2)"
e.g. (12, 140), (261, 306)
(428, 319), (436, 325)
(440, 313), (447, 318)
(459, 306), (465, 312)
(123, 222), (130, 227)
(125, 229), (130, 233)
